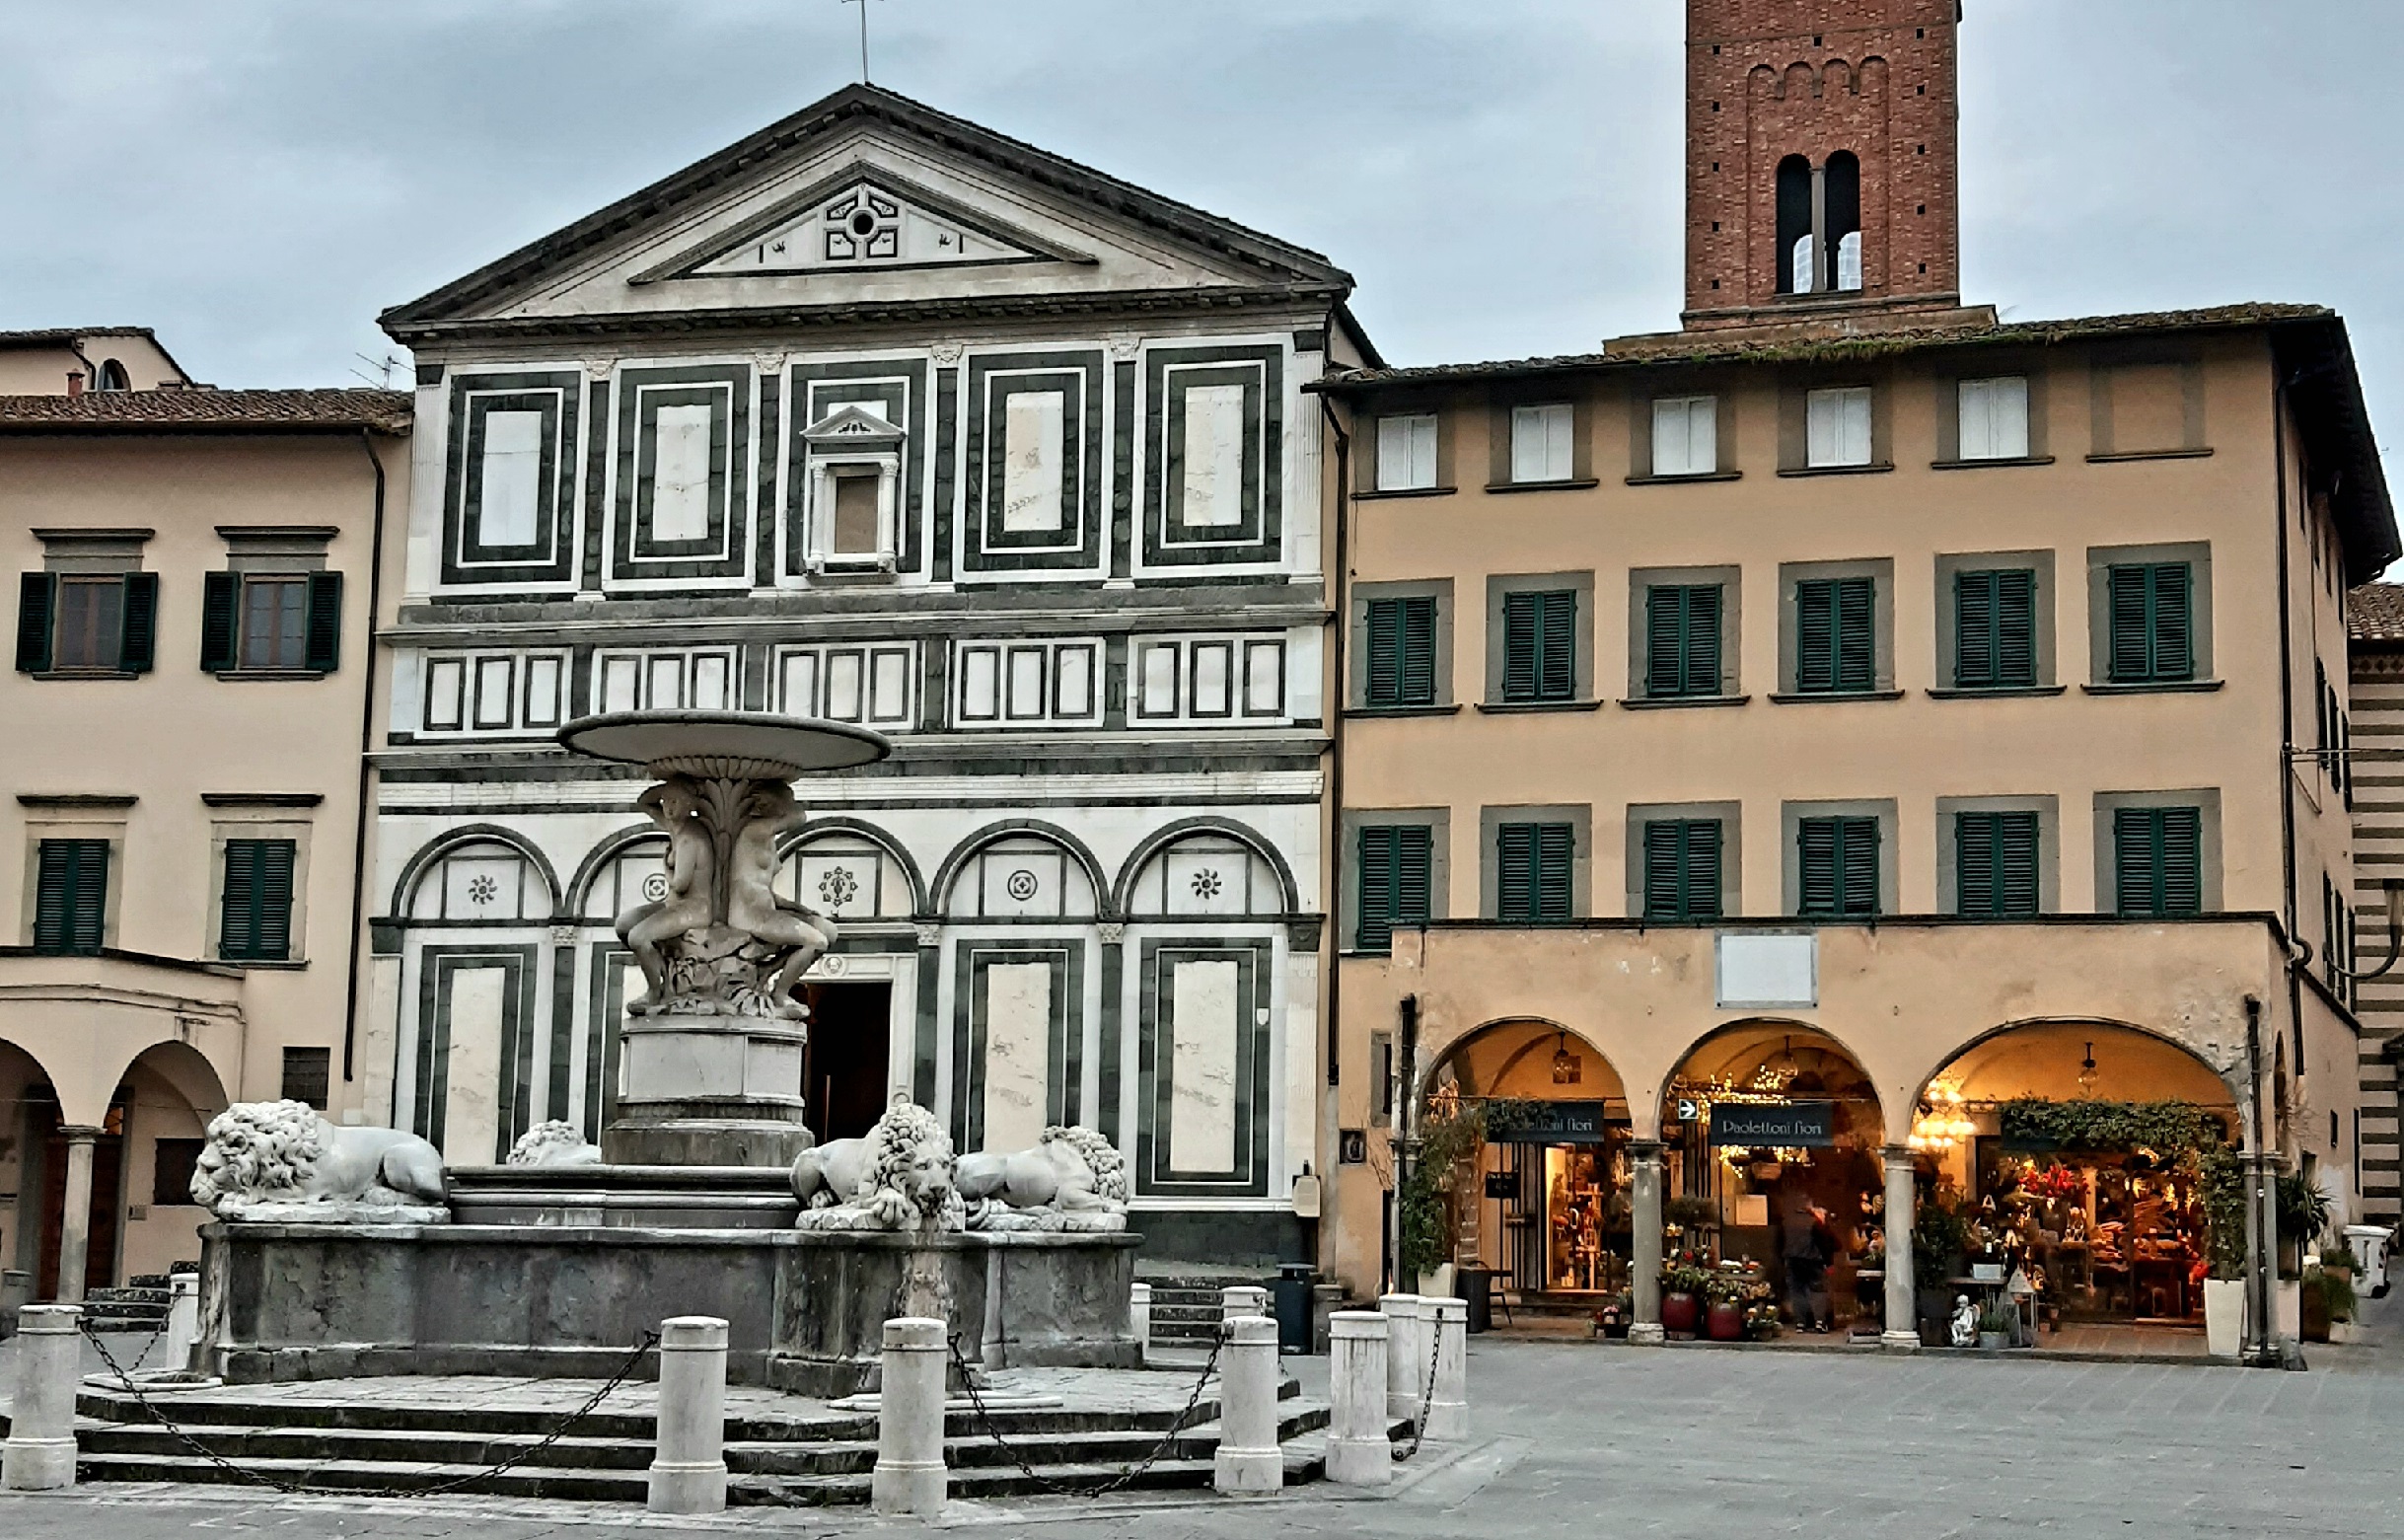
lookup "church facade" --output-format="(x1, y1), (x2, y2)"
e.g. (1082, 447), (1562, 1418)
(364, 86), (1370, 1261)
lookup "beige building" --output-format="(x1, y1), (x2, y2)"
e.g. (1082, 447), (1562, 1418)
(1310, 0), (2393, 1355)
(0, 328), (192, 397)
(0, 384), (409, 1303)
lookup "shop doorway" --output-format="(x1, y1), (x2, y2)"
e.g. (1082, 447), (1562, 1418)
(1664, 1025), (1886, 1335)
(1422, 1021), (1632, 1302)
(797, 982), (893, 1142)
(1916, 1022), (2237, 1332)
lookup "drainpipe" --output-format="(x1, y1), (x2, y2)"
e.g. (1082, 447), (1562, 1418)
(339, 429), (391, 1086)
(1392, 991), (1420, 1293)
(2244, 995), (2277, 1367)
(1319, 380), (1351, 1095)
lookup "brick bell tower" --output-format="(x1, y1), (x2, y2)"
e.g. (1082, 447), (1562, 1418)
(1684, 0), (1965, 331)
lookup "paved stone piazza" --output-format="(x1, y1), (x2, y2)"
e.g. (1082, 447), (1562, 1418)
(4, 1291), (2401, 1538)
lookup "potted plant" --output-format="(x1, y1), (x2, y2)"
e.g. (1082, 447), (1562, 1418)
(2317, 1248), (2362, 1344)
(1591, 1291), (1632, 1341)
(1914, 1187), (1971, 1347)
(2199, 1147), (2248, 1358)
(1661, 1253), (1712, 1337)
(1975, 1304), (2014, 1351)
(1703, 1272), (1746, 1341)
(2273, 1172), (2330, 1339)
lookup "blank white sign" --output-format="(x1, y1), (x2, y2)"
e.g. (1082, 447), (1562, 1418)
(1716, 932), (1818, 1007)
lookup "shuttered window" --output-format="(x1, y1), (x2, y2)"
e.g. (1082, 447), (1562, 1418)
(1645, 585), (1723, 697)
(33, 838), (109, 955)
(1796, 816), (1878, 918)
(1794, 576), (1875, 694)
(1496, 822), (1574, 923)
(1954, 569), (2037, 689)
(203, 572), (343, 674)
(1501, 590), (1576, 702)
(14, 571), (157, 675)
(1355, 825), (1433, 952)
(220, 838), (298, 962)
(2113, 806), (2203, 917)
(2105, 562), (2193, 684)
(1955, 811), (2040, 918)
(1364, 596), (1437, 707)
(1642, 819), (1722, 922)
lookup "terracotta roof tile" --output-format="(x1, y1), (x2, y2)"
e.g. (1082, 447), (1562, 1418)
(2349, 584), (2404, 643)
(0, 388), (410, 434)
(0, 326), (158, 349)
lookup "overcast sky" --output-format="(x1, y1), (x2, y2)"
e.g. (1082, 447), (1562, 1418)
(4, 0), (2400, 466)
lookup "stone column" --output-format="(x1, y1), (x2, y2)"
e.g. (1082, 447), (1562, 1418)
(2, 1304), (82, 1490)
(1881, 1146), (1922, 1353)
(1211, 1315), (1282, 1495)
(1423, 1296), (1468, 1442)
(53, 1129), (100, 1304)
(1379, 1292), (1425, 1424)
(646, 1316), (728, 1514)
(872, 1317), (948, 1515)
(1129, 1282), (1151, 1364)
(165, 1275), (200, 1376)
(1628, 1140), (1665, 1346)
(1220, 1283), (1270, 1323)
(1324, 1312), (1390, 1487)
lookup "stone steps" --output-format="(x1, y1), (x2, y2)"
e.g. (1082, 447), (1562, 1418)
(1145, 1277), (1255, 1343)
(80, 1286), (171, 1331)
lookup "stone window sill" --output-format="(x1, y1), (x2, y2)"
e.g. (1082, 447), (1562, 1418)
(1779, 462), (1895, 478)
(1930, 455), (2058, 471)
(2080, 679), (2224, 696)
(1626, 470), (1743, 486)
(213, 669), (331, 682)
(1768, 689), (1907, 703)
(29, 669), (141, 682)
(2087, 447), (2215, 464)
(1352, 486), (1457, 501)
(1618, 694), (1752, 710)
(1345, 703), (1462, 718)
(1926, 685), (2070, 699)
(1484, 477), (1602, 495)
(1476, 699), (1606, 714)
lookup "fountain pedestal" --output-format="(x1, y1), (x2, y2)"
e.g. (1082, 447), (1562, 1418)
(605, 1006), (813, 1167)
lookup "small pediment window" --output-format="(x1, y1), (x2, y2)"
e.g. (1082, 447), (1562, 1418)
(802, 405), (903, 575)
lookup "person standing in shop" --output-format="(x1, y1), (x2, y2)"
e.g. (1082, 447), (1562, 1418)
(1784, 1199), (1834, 1333)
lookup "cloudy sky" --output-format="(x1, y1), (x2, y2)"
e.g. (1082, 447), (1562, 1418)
(3, 0), (2399, 456)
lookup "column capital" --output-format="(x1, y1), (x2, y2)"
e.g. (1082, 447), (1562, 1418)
(1627, 1138), (1665, 1160)
(57, 1126), (104, 1143)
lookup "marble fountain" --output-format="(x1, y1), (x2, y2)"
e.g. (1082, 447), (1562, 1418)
(188, 711), (1139, 1394)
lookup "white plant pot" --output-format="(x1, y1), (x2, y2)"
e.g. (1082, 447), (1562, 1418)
(2327, 1320), (2360, 1346)
(2203, 1279), (2244, 1357)
(2277, 1280), (2301, 1341)
(1418, 1264), (1456, 1300)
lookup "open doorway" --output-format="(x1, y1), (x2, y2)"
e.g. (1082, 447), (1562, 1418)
(798, 982), (893, 1142)
(33, 1089), (126, 1299)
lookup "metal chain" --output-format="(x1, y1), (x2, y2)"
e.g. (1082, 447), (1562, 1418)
(1389, 1314), (1443, 1464)
(78, 1323), (661, 1500)
(943, 1328), (1225, 1499)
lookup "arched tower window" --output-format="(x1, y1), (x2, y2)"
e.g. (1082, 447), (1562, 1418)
(1825, 152), (1862, 292)
(95, 359), (131, 392)
(1775, 155), (1814, 296)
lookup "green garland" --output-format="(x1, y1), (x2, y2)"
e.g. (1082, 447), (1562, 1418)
(1996, 1098), (2227, 1156)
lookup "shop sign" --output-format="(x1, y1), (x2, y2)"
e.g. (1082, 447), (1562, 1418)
(1486, 1100), (1618, 1145)
(1708, 1101), (1835, 1147)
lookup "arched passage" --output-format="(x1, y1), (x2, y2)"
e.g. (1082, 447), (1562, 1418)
(1658, 1020), (1889, 1336)
(1910, 1020), (2238, 1330)
(1423, 1018), (1634, 1299)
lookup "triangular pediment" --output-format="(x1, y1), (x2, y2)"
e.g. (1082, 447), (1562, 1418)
(800, 402), (903, 443)
(382, 85), (1351, 340)
(656, 170), (1079, 281)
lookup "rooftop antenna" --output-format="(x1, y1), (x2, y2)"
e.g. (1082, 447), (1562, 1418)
(349, 351), (408, 390)
(838, 0), (885, 83)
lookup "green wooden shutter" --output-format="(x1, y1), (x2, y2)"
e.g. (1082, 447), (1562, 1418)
(1648, 586), (1721, 697)
(1955, 571), (1997, 688)
(1538, 592), (1574, 700)
(1684, 820), (1722, 919)
(1686, 585), (1722, 696)
(1400, 597), (1435, 704)
(1835, 577), (1874, 692)
(2149, 564), (2193, 682)
(1645, 819), (1722, 921)
(1502, 592), (1539, 700)
(2157, 806), (2202, 915)
(1956, 812), (1997, 916)
(1396, 827), (1432, 930)
(221, 839), (297, 962)
(1356, 827), (1395, 950)
(1839, 817), (1879, 916)
(304, 572), (343, 672)
(200, 571), (240, 673)
(16, 572), (53, 673)
(118, 571), (159, 675)
(1994, 569), (2036, 688)
(2113, 808), (2155, 916)
(1957, 811), (2039, 918)
(1535, 823), (1573, 919)
(1797, 818), (1840, 915)
(34, 839), (108, 955)
(1366, 597), (1436, 707)
(1497, 823), (1535, 920)
(1799, 816), (1876, 917)
(1796, 580), (1835, 692)
(2115, 806), (2202, 917)
(2108, 563), (2194, 684)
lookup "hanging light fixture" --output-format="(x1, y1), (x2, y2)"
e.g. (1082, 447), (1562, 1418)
(1551, 1031), (1579, 1085)
(2077, 1040), (2097, 1098)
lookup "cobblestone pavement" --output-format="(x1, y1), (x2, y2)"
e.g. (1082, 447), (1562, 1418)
(4, 1289), (2401, 1538)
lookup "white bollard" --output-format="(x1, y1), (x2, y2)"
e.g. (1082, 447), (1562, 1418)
(1379, 1292), (1425, 1425)
(1423, 1296), (1468, 1442)
(1220, 1284), (1269, 1323)
(1212, 1314), (1281, 1494)
(3, 1304), (82, 1491)
(646, 1316), (728, 1514)
(164, 1276), (199, 1376)
(1129, 1282), (1152, 1364)
(1324, 1312), (1391, 1487)
(872, 1317), (948, 1515)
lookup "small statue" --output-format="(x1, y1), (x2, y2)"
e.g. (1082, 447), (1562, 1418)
(619, 779), (715, 1016)
(724, 781), (838, 1019)
(790, 1098), (964, 1232)
(507, 1120), (604, 1167)
(956, 1126), (1129, 1232)
(189, 1100), (447, 1222)
(1949, 1293), (1979, 1349)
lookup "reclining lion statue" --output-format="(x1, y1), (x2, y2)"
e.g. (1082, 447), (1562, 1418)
(957, 1125), (1128, 1232)
(790, 1098), (964, 1232)
(507, 1120), (605, 1167)
(190, 1100), (448, 1221)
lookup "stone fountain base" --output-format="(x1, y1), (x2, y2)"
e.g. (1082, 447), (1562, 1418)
(195, 1208), (1139, 1396)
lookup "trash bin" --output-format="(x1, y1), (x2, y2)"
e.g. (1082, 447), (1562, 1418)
(1456, 1265), (1493, 1334)
(1272, 1263), (1317, 1353)
(2344, 1224), (2392, 1298)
